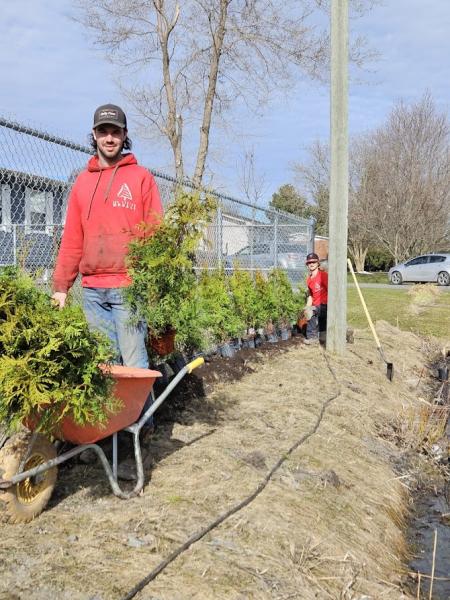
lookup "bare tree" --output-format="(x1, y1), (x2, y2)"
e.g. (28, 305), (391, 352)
(346, 136), (377, 270)
(294, 138), (374, 270)
(294, 95), (450, 269)
(73, 0), (375, 186)
(292, 140), (330, 235)
(362, 94), (450, 264)
(238, 147), (267, 206)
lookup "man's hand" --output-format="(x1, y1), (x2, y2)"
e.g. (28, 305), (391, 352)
(52, 292), (67, 309)
(303, 306), (314, 320)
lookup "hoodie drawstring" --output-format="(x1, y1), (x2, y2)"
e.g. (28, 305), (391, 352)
(87, 171), (102, 220)
(104, 165), (120, 203)
(86, 164), (121, 219)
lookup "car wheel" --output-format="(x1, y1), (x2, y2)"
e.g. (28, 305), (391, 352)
(437, 271), (450, 286)
(390, 271), (402, 285)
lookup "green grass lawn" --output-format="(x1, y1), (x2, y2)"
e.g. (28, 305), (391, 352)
(347, 287), (449, 339)
(347, 271), (389, 284)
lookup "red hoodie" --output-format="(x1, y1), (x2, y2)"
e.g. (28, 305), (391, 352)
(53, 153), (163, 292)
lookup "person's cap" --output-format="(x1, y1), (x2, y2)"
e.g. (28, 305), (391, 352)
(305, 252), (320, 264)
(93, 104), (127, 129)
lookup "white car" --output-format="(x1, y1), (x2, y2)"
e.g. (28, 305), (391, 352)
(224, 242), (309, 283)
(388, 253), (450, 286)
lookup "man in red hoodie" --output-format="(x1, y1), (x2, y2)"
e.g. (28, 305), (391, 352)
(303, 252), (328, 345)
(52, 104), (163, 369)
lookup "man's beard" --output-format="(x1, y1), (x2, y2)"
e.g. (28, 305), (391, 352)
(97, 145), (123, 163)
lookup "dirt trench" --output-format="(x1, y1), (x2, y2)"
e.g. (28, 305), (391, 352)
(0, 325), (440, 600)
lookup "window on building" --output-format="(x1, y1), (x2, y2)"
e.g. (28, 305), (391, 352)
(25, 189), (53, 234)
(0, 184), (12, 232)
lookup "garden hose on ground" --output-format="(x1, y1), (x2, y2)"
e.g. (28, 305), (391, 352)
(120, 350), (342, 600)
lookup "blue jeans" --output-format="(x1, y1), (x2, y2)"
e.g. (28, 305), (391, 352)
(83, 287), (148, 368)
(306, 304), (327, 340)
(83, 287), (153, 425)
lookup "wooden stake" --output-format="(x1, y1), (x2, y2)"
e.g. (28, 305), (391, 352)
(429, 529), (437, 600)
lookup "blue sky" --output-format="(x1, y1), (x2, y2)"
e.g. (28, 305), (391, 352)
(0, 0), (449, 202)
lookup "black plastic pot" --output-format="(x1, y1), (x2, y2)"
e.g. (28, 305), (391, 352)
(241, 336), (256, 349)
(255, 334), (264, 348)
(280, 327), (291, 341)
(438, 366), (449, 382)
(219, 343), (236, 358)
(168, 353), (188, 375)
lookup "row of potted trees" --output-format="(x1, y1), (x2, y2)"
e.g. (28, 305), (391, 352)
(0, 192), (305, 432)
(125, 191), (307, 360)
(175, 265), (305, 358)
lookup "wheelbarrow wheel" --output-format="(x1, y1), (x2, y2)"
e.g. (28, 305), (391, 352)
(0, 432), (57, 524)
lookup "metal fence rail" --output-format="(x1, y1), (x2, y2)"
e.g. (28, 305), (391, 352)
(0, 117), (314, 298)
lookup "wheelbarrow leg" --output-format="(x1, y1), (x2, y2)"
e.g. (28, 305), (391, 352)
(133, 430), (145, 489)
(112, 432), (118, 481)
(110, 431), (143, 491)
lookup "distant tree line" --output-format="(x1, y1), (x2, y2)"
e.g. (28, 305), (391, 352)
(270, 94), (450, 271)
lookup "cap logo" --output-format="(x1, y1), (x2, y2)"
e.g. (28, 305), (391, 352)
(99, 109), (118, 119)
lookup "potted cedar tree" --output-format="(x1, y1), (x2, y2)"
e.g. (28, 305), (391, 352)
(229, 267), (260, 349)
(0, 267), (118, 436)
(196, 268), (245, 358)
(125, 191), (216, 356)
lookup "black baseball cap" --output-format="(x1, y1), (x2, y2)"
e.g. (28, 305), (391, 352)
(305, 252), (320, 264)
(93, 104), (127, 129)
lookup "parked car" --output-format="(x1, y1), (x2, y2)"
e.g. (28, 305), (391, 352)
(388, 253), (450, 285)
(224, 242), (309, 283)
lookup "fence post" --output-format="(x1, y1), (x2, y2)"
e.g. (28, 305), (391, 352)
(216, 203), (223, 268)
(274, 213), (278, 269)
(308, 217), (315, 254)
(13, 225), (17, 266)
(250, 206), (255, 277)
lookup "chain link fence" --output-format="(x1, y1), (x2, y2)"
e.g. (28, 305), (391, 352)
(0, 117), (314, 300)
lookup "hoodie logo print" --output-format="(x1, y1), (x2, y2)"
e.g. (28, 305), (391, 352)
(113, 183), (136, 211)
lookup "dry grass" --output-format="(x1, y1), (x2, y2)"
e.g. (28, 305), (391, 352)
(394, 404), (449, 453)
(0, 322), (446, 599)
(407, 284), (442, 315)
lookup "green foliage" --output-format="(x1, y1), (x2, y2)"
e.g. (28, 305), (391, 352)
(252, 270), (306, 330)
(125, 191), (216, 339)
(294, 284), (308, 312)
(254, 270), (276, 327)
(270, 184), (309, 217)
(197, 269), (245, 343)
(172, 294), (208, 353)
(267, 269), (302, 325)
(229, 268), (259, 330)
(308, 185), (329, 236)
(0, 268), (119, 436)
(364, 248), (394, 272)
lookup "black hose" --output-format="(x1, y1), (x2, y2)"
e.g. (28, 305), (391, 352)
(121, 350), (341, 600)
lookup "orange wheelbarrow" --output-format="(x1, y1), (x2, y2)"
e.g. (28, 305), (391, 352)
(0, 357), (204, 524)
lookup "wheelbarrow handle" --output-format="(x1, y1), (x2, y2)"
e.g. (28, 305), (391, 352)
(186, 357), (205, 373)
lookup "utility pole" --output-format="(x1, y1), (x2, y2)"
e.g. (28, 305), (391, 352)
(326, 0), (349, 354)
